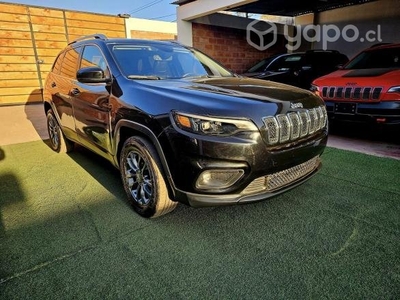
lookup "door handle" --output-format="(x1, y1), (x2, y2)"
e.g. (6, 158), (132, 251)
(70, 88), (80, 96)
(51, 82), (56, 88)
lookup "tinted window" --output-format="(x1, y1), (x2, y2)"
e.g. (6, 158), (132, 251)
(52, 51), (65, 75)
(60, 47), (81, 79)
(345, 47), (400, 69)
(80, 45), (110, 77)
(305, 52), (347, 71)
(246, 56), (276, 73)
(267, 55), (303, 71)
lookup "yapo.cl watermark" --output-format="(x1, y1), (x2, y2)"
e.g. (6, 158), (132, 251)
(247, 19), (383, 51)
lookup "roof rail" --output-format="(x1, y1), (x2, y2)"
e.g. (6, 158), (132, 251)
(306, 49), (340, 53)
(68, 34), (107, 45)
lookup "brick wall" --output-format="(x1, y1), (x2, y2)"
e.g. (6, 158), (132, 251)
(192, 23), (285, 74)
(131, 30), (176, 40)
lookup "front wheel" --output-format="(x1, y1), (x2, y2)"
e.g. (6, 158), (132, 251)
(46, 109), (74, 153)
(120, 136), (177, 218)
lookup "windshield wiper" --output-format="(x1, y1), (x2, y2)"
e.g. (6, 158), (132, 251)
(127, 75), (161, 80)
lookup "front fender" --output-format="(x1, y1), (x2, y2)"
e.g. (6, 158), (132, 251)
(113, 119), (177, 198)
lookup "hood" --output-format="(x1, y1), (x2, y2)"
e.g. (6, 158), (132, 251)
(120, 76), (323, 123)
(137, 76), (313, 102)
(313, 68), (400, 86)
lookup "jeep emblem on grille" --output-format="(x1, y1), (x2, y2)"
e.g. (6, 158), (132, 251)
(290, 102), (303, 109)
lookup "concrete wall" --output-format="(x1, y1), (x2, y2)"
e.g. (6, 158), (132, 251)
(312, 0), (400, 58)
(125, 18), (177, 40)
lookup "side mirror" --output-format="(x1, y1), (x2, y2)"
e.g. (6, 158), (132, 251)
(336, 64), (344, 70)
(77, 67), (111, 84)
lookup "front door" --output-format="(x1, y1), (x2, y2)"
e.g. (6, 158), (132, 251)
(72, 44), (112, 157)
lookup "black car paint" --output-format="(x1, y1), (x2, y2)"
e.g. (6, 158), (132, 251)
(244, 51), (349, 89)
(44, 38), (327, 207)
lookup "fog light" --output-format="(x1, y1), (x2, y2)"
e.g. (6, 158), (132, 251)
(195, 169), (244, 190)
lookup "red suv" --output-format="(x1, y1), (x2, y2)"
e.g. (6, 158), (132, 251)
(311, 43), (400, 125)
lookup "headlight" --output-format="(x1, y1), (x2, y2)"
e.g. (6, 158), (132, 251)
(172, 112), (258, 136)
(388, 86), (400, 93)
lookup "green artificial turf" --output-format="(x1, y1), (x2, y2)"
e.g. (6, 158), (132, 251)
(0, 141), (399, 299)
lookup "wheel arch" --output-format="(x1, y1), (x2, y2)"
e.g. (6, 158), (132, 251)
(43, 100), (60, 124)
(114, 120), (177, 200)
(43, 101), (52, 115)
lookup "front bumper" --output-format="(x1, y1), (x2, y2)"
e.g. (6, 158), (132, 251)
(325, 100), (400, 124)
(179, 156), (322, 207)
(162, 127), (327, 206)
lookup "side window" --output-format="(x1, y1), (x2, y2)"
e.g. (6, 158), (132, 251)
(80, 45), (110, 77)
(60, 47), (81, 79)
(268, 55), (302, 71)
(52, 51), (65, 75)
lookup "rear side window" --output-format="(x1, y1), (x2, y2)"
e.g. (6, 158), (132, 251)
(59, 47), (81, 79)
(51, 51), (65, 75)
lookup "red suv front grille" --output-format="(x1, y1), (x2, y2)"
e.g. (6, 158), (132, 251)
(322, 86), (383, 101)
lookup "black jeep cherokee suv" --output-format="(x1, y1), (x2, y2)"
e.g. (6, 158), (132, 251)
(43, 34), (328, 218)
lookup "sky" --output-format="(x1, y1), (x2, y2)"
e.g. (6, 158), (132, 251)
(3, 0), (177, 21)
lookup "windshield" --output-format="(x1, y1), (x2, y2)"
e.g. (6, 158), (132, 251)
(246, 56), (277, 73)
(111, 43), (233, 79)
(345, 47), (400, 69)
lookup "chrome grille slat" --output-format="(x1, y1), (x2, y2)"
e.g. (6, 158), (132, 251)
(372, 87), (383, 100)
(363, 87), (372, 99)
(299, 110), (310, 138)
(277, 114), (291, 143)
(263, 105), (327, 146)
(316, 106), (325, 130)
(264, 116), (279, 145)
(288, 112), (300, 140)
(308, 108), (317, 134)
(336, 87), (344, 98)
(344, 87), (352, 98)
(328, 87), (335, 98)
(353, 87), (362, 99)
(322, 87), (328, 97)
(321, 86), (383, 100)
(242, 156), (320, 195)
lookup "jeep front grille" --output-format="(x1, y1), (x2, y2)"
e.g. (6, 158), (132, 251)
(242, 156), (320, 195)
(263, 105), (327, 146)
(321, 86), (383, 101)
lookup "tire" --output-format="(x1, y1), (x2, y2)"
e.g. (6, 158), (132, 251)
(46, 109), (74, 153)
(120, 136), (177, 218)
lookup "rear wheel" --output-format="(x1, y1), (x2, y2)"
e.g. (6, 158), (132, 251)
(46, 109), (74, 153)
(120, 136), (177, 218)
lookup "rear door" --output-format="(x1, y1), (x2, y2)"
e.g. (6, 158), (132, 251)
(72, 44), (112, 157)
(48, 47), (81, 140)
